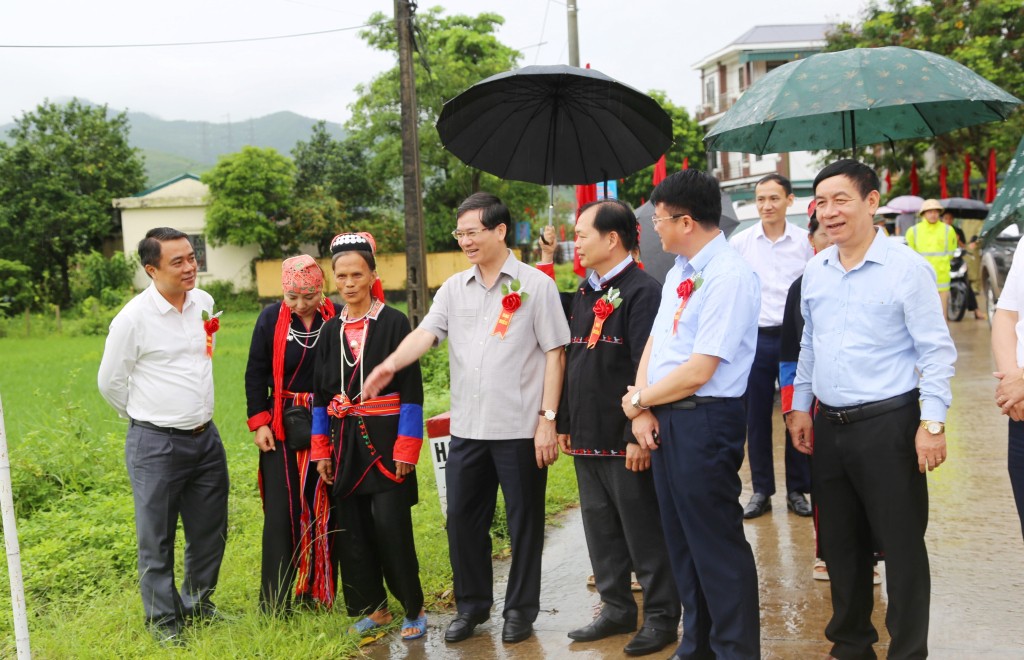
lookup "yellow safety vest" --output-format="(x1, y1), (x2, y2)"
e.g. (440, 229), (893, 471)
(905, 221), (957, 290)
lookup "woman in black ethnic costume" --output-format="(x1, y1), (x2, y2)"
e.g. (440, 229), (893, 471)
(311, 232), (427, 641)
(245, 255), (337, 611)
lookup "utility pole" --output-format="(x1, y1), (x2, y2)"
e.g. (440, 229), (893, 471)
(395, 0), (430, 327)
(567, 0), (579, 67)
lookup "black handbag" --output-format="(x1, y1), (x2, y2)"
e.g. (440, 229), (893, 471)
(282, 405), (312, 450)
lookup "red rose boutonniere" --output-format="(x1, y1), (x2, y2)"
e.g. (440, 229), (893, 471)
(492, 279), (529, 339)
(587, 287), (622, 349)
(202, 309), (223, 358)
(672, 273), (704, 335)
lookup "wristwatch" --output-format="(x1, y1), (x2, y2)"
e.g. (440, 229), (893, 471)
(630, 390), (649, 410)
(920, 420), (945, 434)
(539, 409), (557, 421)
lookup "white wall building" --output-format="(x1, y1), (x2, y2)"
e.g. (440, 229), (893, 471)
(112, 174), (259, 290)
(694, 24), (833, 201)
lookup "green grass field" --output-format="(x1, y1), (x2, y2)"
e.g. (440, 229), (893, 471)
(0, 308), (580, 658)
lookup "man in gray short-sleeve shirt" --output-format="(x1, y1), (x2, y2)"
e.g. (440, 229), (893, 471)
(364, 192), (569, 645)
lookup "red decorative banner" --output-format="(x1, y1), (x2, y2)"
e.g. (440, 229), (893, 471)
(672, 276), (702, 335)
(202, 310), (223, 358)
(492, 279), (528, 340)
(588, 288), (622, 349)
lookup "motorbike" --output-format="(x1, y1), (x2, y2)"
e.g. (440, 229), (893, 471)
(947, 247), (969, 321)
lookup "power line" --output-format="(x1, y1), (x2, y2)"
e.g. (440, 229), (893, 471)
(0, 19), (395, 49)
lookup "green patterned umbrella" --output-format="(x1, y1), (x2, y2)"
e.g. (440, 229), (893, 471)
(979, 133), (1024, 240)
(704, 46), (1021, 155)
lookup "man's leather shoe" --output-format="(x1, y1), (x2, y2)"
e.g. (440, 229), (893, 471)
(787, 491), (813, 517)
(501, 617), (533, 643)
(567, 615), (636, 641)
(743, 493), (772, 519)
(623, 626), (677, 656)
(444, 612), (488, 643)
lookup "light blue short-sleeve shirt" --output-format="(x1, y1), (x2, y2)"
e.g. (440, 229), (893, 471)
(648, 232), (761, 397)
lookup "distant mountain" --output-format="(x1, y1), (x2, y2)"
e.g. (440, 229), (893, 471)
(0, 103), (346, 187)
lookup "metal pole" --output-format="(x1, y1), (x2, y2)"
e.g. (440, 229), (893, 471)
(567, 0), (580, 67)
(0, 393), (31, 659)
(395, 0), (430, 327)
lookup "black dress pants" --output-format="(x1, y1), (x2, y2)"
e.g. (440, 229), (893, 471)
(813, 399), (929, 660)
(575, 457), (680, 632)
(445, 436), (547, 622)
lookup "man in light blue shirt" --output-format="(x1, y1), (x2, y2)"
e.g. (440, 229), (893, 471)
(621, 170), (761, 659)
(786, 160), (956, 660)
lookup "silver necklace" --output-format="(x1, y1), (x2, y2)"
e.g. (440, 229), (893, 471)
(339, 302), (378, 398)
(287, 318), (322, 349)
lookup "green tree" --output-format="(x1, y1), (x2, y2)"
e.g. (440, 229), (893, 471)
(202, 146), (295, 258)
(0, 99), (146, 307)
(619, 91), (707, 207)
(291, 121), (392, 255)
(824, 0), (1024, 193)
(348, 9), (547, 251)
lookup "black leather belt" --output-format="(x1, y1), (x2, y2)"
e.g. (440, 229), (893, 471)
(819, 390), (919, 425)
(657, 395), (740, 411)
(758, 326), (783, 337)
(131, 419), (211, 436)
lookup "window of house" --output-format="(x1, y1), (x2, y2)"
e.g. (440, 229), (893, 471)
(189, 234), (208, 273)
(704, 76), (716, 109)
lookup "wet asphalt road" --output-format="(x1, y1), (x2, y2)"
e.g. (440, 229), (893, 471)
(367, 319), (1024, 659)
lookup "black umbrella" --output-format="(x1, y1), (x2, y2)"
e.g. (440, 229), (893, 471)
(940, 197), (989, 220)
(437, 64), (673, 187)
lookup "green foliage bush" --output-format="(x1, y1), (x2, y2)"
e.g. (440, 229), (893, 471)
(70, 250), (137, 308)
(202, 279), (261, 313)
(66, 296), (121, 336)
(0, 258), (34, 316)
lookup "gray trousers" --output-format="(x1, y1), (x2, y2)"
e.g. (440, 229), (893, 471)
(575, 456), (681, 632)
(125, 420), (229, 627)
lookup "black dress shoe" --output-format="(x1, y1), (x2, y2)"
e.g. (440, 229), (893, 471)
(743, 493), (772, 519)
(568, 615), (636, 641)
(786, 491), (813, 517)
(444, 612), (488, 643)
(623, 626), (677, 656)
(501, 617), (533, 643)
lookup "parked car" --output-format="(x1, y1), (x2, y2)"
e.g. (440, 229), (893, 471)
(980, 223), (1021, 321)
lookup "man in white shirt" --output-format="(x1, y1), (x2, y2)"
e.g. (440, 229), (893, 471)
(98, 227), (229, 646)
(729, 174), (814, 519)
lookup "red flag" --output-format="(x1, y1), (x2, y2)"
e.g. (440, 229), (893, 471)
(682, 157), (689, 170)
(573, 184), (596, 278)
(939, 164), (949, 199)
(652, 155), (667, 186)
(884, 169), (892, 193)
(910, 160), (920, 195)
(559, 225), (565, 241)
(963, 154), (972, 198)
(639, 196), (645, 206)
(986, 148), (998, 203)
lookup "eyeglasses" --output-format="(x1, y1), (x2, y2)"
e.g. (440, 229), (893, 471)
(451, 227), (493, 241)
(650, 213), (686, 227)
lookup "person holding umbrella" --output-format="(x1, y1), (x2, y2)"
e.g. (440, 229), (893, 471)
(362, 192), (570, 645)
(786, 160), (956, 660)
(906, 199), (958, 316)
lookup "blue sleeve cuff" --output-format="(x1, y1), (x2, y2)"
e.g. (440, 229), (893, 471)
(312, 406), (329, 436)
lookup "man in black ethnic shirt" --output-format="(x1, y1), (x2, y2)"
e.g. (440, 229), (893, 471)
(557, 200), (681, 656)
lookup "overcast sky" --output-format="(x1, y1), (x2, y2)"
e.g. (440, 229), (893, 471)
(0, 0), (864, 127)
